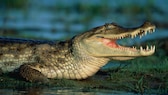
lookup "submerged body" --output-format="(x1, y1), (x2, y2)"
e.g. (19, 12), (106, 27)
(0, 22), (155, 82)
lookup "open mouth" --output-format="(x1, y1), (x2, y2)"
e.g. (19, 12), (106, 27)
(101, 27), (156, 54)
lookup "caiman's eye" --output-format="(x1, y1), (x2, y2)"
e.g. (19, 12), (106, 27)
(105, 23), (119, 29)
(96, 36), (104, 38)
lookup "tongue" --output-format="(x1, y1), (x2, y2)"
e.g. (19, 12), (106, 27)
(107, 40), (119, 48)
(101, 38), (119, 48)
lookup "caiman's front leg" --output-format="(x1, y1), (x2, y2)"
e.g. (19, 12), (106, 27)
(19, 64), (49, 83)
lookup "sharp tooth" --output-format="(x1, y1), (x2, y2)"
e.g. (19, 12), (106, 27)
(140, 35), (143, 39)
(131, 35), (134, 39)
(141, 33), (144, 37)
(149, 29), (155, 33)
(150, 46), (153, 50)
(150, 29), (154, 33)
(145, 31), (147, 35)
(140, 46), (143, 51)
(153, 45), (155, 51)
(146, 45), (149, 50)
(153, 29), (155, 32)
(133, 35), (135, 38)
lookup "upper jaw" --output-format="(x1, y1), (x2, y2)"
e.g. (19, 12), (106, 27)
(94, 22), (156, 40)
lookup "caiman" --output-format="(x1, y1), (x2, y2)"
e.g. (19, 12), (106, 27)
(0, 22), (155, 82)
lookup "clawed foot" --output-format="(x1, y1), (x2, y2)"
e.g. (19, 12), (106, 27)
(19, 64), (49, 83)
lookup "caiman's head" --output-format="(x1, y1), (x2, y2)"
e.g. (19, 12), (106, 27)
(75, 22), (156, 60)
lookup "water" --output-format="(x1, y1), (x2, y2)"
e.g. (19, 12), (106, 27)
(1, 0), (168, 40)
(0, 87), (142, 95)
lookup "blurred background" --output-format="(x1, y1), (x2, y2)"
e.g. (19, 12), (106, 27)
(0, 0), (168, 94)
(0, 0), (168, 41)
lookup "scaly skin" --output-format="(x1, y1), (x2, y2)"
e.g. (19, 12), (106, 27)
(0, 22), (156, 82)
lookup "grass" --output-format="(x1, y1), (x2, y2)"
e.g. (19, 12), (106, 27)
(105, 55), (168, 94)
(126, 56), (168, 73)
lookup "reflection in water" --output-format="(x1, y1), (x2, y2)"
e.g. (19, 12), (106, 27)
(0, 87), (137, 95)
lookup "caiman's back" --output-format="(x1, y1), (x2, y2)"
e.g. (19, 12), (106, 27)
(0, 37), (83, 82)
(0, 38), (35, 73)
(0, 38), (61, 73)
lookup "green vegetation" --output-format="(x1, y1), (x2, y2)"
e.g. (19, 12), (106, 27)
(0, 0), (27, 9)
(106, 55), (168, 94)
